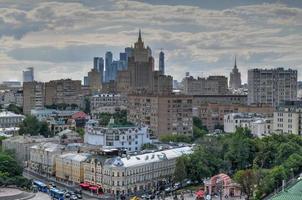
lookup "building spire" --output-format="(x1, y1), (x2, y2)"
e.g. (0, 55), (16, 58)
(138, 29), (142, 42)
(234, 56), (237, 69)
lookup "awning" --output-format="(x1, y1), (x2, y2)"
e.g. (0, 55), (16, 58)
(89, 186), (98, 191)
(195, 190), (205, 197)
(80, 183), (90, 188)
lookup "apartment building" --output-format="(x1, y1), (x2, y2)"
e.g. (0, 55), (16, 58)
(273, 100), (302, 135)
(29, 142), (65, 176)
(192, 95), (247, 107)
(127, 94), (193, 137)
(248, 68), (297, 107)
(55, 153), (90, 184)
(23, 81), (45, 115)
(45, 79), (82, 107)
(90, 93), (127, 115)
(182, 76), (229, 95)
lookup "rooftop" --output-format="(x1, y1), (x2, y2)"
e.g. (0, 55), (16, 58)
(58, 152), (90, 162)
(0, 111), (24, 118)
(106, 146), (192, 168)
(270, 180), (302, 200)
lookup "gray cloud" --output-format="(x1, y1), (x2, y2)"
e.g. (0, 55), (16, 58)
(0, 0), (302, 83)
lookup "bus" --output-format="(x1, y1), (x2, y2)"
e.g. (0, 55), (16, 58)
(33, 180), (48, 193)
(49, 188), (65, 200)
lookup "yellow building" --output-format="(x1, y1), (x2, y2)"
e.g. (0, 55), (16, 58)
(55, 153), (90, 184)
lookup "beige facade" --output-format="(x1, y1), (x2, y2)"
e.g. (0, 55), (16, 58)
(273, 101), (302, 135)
(151, 71), (173, 95)
(29, 142), (65, 176)
(182, 76), (229, 95)
(192, 95), (248, 107)
(196, 103), (274, 131)
(88, 68), (102, 92)
(127, 94), (193, 137)
(55, 153), (90, 184)
(23, 81), (45, 115)
(116, 70), (131, 94)
(45, 79), (82, 107)
(84, 147), (192, 195)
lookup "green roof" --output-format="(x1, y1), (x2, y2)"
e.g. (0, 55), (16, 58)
(270, 180), (302, 200)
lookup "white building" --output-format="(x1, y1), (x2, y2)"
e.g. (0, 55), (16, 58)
(84, 146), (192, 195)
(248, 68), (297, 107)
(29, 142), (65, 176)
(224, 112), (272, 137)
(0, 111), (24, 128)
(273, 100), (302, 135)
(84, 119), (152, 152)
(90, 93), (127, 115)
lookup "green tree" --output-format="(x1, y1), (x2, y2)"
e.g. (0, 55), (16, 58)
(160, 134), (193, 143)
(6, 104), (23, 114)
(141, 143), (157, 150)
(234, 169), (261, 200)
(0, 152), (22, 176)
(19, 115), (51, 136)
(76, 127), (85, 138)
(174, 157), (187, 183)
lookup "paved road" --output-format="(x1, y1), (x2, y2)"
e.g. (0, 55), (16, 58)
(31, 192), (51, 200)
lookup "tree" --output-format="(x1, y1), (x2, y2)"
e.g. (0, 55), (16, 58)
(6, 104), (23, 114)
(0, 152), (22, 176)
(19, 115), (51, 137)
(141, 143), (157, 150)
(234, 169), (261, 200)
(174, 157), (187, 183)
(76, 128), (85, 138)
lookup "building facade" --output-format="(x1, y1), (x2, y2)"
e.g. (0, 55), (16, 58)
(2, 136), (59, 165)
(0, 111), (24, 128)
(182, 76), (229, 95)
(248, 68), (297, 107)
(29, 142), (65, 176)
(23, 82), (45, 115)
(224, 113), (272, 137)
(159, 51), (165, 75)
(83, 146), (192, 195)
(45, 79), (83, 107)
(84, 119), (152, 152)
(192, 95), (248, 107)
(23, 67), (34, 82)
(88, 68), (102, 92)
(229, 57), (241, 89)
(127, 95), (193, 137)
(55, 153), (90, 184)
(273, 100), (302, 135)
(90, 93), (127, 115)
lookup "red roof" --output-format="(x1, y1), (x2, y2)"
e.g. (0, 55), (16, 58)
(195, 190), (204, 197)
(72, 111), (88, 119)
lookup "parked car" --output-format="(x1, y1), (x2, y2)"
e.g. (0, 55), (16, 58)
(76, 193), (83, 199)
(70, 194), (78, 200)
(65, 192), (71, 198)
(173, 182), (182, 190)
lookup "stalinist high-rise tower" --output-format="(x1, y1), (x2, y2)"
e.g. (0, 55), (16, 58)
(128, 30), (154, 92)
(229, 57), (242, 89)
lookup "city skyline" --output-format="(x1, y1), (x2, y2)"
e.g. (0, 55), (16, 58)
(0, 0), (302, 83)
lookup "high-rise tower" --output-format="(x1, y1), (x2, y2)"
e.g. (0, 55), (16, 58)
(105, 52), (113, 82)
(229, 56), (241, 89)
(159, 50), (165, 75)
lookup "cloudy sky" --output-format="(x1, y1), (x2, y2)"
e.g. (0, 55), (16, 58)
(0, 0), (302, 83)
